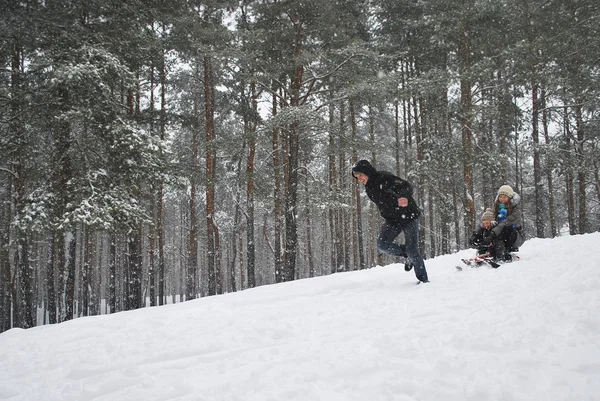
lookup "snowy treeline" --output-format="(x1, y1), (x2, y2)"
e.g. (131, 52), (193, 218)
(1, 0), (599, 331)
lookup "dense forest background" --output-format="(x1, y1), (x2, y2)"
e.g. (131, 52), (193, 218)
(1, 0), (598, 332)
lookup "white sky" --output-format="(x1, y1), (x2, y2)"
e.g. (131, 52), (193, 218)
(1, 232), (599, 401)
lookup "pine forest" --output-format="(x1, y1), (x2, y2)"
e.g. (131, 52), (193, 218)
(1, 0), (599, 331)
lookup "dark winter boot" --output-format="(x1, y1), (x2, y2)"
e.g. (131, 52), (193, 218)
(404, 262), (414, 272)
(492, 239), (506, 263)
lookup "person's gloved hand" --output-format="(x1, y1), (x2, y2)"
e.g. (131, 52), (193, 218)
(497, 204), (508, 222)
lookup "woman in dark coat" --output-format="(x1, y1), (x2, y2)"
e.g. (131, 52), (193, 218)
(352, 160), (429, 283)
(491, 185), (525, 261)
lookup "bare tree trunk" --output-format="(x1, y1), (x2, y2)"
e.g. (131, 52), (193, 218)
(187, 178), (198, 299)
(147, 65), (157, 306)
(284, 113), (300, 280)
(351, 99), (365, 270)
(514, 115), (520, 194)
(428, 189), (436, 257)
(126, 225), (143, 310)
(272, 86), (284, 282)
(394, 97), (401, 175)
(304, 171), (315, 277)
(187, 72), (200, 301)
(214, 222), (222, 295)
(458, 10), (475, 243)
(531, 81), (545, 237)
(0, 153), (13, 332)
(246, 82), (257, 288)
(593, 147), (600, 218)
(65, 231), (76, 319)
(369, 110), (383, 267)
(281, 14), (306, 282)
(414, 97), (426, 254)
(11, 44), (34, 328)
(575, 104), (587, 233)
(108, 234), (116, 314)
(541, 90), (557, 237)
(402, 61), (412, 175)
(564, 102), (577, 234)
(157, 55), (167, 304)
(451, 170), (461, 250)
(327, 93), (340, 274)
(339, 105), (350, 271)
(204, 55), (217, 295)
(93, 232), (101, 316)
(82, 226), (92, 316)
(148, 200), (157, 306)
(15, 228), (33, 328)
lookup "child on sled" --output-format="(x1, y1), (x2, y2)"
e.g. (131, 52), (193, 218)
(469, 208), (496, 256)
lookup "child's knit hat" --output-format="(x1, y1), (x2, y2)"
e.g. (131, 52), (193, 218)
(481, 208), (495, 222)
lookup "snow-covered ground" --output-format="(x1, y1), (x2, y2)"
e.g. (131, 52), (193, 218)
(1, 233), (599, 401)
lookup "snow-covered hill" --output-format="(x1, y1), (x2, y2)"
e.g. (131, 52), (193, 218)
(1, 233), (599, 401)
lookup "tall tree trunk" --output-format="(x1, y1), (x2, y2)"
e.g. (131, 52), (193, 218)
(126, 225), (143, 310)
(1, 175), (13, 331)
(369, 111), (382, 267)
(204, 55), (218, 295)
(351, 99), (365, 270)
(148, 200), (156, 306)
(458, 9), (475, 243)
(541, 90), (557, 237)
(414, 96), (426, 254)
(93, 232), (101, 316)
(187, 90), (200, 301)
(593, 146), (600, 216)
(532, 81), (545, 237)
(157, 56), (167, 304)
(402, 60), (412, 175)
(327, 93), (340, 273)
(283, 117), (300, 280)
(282, 14), (304, 282)
(564, 102), (577, 234)
(64, 231), (76, 320)
(246, 82), (257, 288)
(304, 170), (315, 277)
(339, 105), (349, 271)
(272, 86), (284, 282)
(428, 189), (436, 257)
(11, 42), (34, 328)
(575, 104), (587, 233)
(230, 189), (241, 292)
(394, 97), (401, 175)
(82, 226), (92, 317)
(148, 65), (157, 306)
(498, 71), (509, 183)
(108, 234), (116, 314)
(15, 229), (33, 328)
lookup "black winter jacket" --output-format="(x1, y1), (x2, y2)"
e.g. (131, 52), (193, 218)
(364, 170), (420, 224)
(470, 226), (494, 251)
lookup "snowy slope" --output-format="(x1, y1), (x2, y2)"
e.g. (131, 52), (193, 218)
(1, 233), (599, 401)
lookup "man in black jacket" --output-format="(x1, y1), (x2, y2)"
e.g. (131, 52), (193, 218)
(352, 160), (429, 283)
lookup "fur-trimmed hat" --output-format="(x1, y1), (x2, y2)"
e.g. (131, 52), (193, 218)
(497, 185), (514, 198)
(352, 159), (377, 178)
(481, 208), (495, 222)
